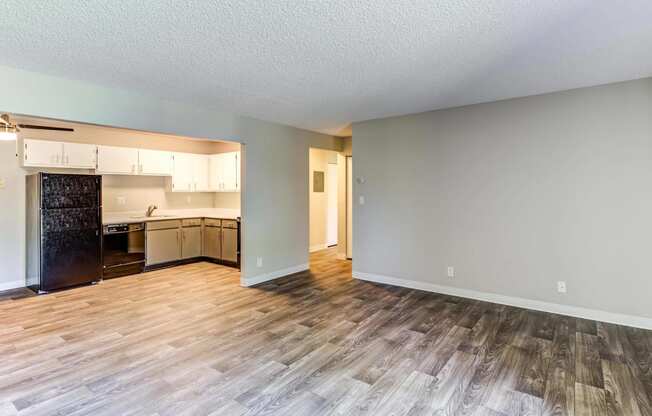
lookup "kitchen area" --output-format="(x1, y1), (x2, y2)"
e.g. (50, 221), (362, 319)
(8, 114), (243, 293)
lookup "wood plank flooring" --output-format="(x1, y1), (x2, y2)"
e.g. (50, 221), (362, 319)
(1, 248), (651, 415)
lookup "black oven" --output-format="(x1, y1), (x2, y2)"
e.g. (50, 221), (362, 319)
(102, 223), (145, 279)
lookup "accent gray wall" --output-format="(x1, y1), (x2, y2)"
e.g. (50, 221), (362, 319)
(0, 65), (341, 287)
(352, 78), (652, 320)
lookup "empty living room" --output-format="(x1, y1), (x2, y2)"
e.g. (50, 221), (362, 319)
(1, 2), (652, 415)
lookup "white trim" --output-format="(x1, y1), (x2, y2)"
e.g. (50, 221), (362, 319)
(242, 263), (310, 287)
(309, 244), (328, 253)
(0, 280), (26, 291)
(353, 270), (652, 330)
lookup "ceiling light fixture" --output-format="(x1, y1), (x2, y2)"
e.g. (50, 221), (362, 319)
(0, 114), (19, 141)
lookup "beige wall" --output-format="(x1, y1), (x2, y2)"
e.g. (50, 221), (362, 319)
(352, 77), (652, 325)
(0, 64), (341, 288)
(309, 148), (338, 251)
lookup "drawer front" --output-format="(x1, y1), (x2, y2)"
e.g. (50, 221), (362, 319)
(182, 218), (202, 227)
(204, 218), (222, 227)
(147, 220), (181, 231)
(222, 219), (238, 229)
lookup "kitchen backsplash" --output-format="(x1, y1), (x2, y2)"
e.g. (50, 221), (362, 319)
(102, 175), (215, 212)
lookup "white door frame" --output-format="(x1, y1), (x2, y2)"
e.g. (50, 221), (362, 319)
(346, 156), (352, 259)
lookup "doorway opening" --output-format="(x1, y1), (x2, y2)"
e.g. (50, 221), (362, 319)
(309, 148), (339, 254)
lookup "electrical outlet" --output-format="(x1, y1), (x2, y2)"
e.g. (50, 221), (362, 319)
(359, 196), (365, 205)
(447, 266), (455, 278)
(257, 257), (263, 268)
(116, 196), (126, 206)
(186, 196), (192, 204)
(557, 281), (567, 293)
(0, 177), (5, 189)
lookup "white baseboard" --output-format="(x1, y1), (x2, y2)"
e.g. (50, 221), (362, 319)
(353, 270), (652, 330)
(309, 244), (328, 253)
(0, 280), (26, 292)
(242, 263), (310, 287)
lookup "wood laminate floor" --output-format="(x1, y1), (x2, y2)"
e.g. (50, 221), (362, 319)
(1, 248), (651, 415)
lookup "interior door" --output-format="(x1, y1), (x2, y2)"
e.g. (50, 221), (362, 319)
(24, 139), (64, 168)
(346, 157), (352, 259)
(326, 163), (338, 246)
(63, 142), (97, 169)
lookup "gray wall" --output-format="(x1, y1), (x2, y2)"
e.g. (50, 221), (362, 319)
(0, 65), (341, 287)
(352, 78), (652, 320)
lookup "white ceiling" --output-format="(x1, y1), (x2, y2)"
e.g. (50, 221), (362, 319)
(2, 1), (652, 136)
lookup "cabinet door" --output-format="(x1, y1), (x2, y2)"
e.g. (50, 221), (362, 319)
(171, 153), (194, 192)
(181, 226), (202, 259)
(221, 152), (238, 192)
(222, 227), (238, 263)
(203, 226), (221, 259)
(146, 228), (181, 265)
(97, 145), (139, 175)
(192, 154), (210, 192)
(208, 154), (222, 191)
(63, 142), (97, 169)
(23, 139), (64, 168)
(139, 149), (172, 176)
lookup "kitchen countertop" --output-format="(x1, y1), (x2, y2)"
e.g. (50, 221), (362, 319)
(103, 208), (240, 225)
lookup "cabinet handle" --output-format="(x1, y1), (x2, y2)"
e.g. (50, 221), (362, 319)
(176, 230), (179, 243)
(182, 230), (186, 241)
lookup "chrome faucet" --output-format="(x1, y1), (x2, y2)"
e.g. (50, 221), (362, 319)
(145, 205), (158, 217)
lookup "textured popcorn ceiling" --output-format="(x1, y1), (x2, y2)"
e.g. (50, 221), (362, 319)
(1, 1), (652, 135)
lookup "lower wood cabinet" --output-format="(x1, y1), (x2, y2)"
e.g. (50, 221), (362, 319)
(203, 223), (222, 259)
(146, 228), (181, 265)
(145, 218), (238, 267)
(221, 227), (238, 263)
(181, 226), (202, 259)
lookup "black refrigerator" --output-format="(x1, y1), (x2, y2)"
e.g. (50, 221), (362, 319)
(26, 173), (103, 293)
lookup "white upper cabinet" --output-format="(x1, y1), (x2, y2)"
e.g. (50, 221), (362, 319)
(23, 139), (97, 169)
(193, 154), (210, 191)
(170, 153), (211, 192)
(209, 151), (240, 192)
(138, 149), (173, 176)
(21, 140), (239, 191)
(23, 139), (65, 168)
(63, 142), (97, 169)
(170, 152), (195, 192)
(96, 145), (139, 175)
